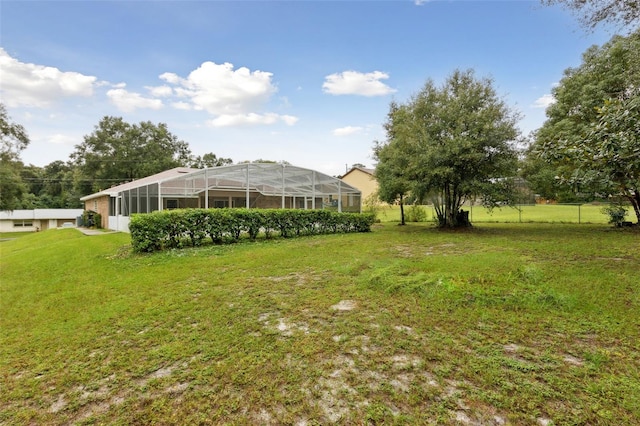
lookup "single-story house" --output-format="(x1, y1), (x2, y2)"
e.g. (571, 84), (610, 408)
(0, 209), (84, 233)
(340, 166), (378, 203)
(80, 163), (362, 232)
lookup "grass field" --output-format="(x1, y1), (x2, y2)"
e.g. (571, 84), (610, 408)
(1, 224), (639, 424)
(374, 203), (633, 224)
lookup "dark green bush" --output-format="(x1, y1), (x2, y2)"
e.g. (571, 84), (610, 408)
(601, 204), (628, 226)
(129, 212), (167, 252)
(129, 209), (375, 253)
(81, 210), (102, 228)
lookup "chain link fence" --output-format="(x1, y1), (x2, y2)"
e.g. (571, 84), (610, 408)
(464, 203), (627, 224)
(374, 203), (634, 224)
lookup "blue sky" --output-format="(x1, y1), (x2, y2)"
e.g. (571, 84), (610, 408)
(1, 0), (614, 176)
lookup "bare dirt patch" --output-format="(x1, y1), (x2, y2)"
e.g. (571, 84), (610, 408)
(48, 394), (66, 413)
(259, 312), (310, 336)
(330, 300), (356, 311)
(265, 269), (331, 287)
(390, 354), (422, 370)
(164, 382), (189, 394)
(393, 325), (415, 336)
(503, 343), (521, 353)
(562, 354), (584, 366)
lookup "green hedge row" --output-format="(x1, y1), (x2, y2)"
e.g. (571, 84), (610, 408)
(129, 208), (375, 252)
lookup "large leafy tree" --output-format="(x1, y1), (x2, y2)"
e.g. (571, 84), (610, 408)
(541, 0), (640, 31)
(72, 117), (192, 193)
(582, 97), (640, 221)
(0, 103), (29, 161)
(0, 104), (30, 210)
(519, 149), (586, 202)
(535, 29), (640, 222)
(377, 69), (520, 228)
(373, 102), (412, 225)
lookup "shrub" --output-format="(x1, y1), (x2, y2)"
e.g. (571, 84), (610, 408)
(406, 205), (428, 222)
(129, 212), (167, 252)
(183, 209), (209, 246)
(601, 204), (628, 226)
(81, 210), (102, 228)
(129, 209), (376, 253)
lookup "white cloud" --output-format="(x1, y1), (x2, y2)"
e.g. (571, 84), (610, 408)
(281, 115), (299, 126)
(160, 61), (277, 115)
(172, 101), (192, 110)
(532, 93), (556, 109)
(333, 126), (364, 136)
(0, 48), (97, 108)
(322, 70), (396, 96)
(157, 61), (295, 127)
(414, 0), (431, 5)
(207, 113), (298, 128)
(106, 88), (164, 112)
(159, 72), (181, 85)
(146, 85), (173, 97)
(48, 134), (77, 145)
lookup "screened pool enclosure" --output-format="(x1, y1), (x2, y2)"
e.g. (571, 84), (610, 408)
(82, 163), (362, 232)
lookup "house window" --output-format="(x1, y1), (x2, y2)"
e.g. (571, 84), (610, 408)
(13, 220), (33, 227)
(166, 199), (178, 209)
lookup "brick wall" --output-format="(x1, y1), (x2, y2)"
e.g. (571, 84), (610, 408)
(84, 196), (110, 228)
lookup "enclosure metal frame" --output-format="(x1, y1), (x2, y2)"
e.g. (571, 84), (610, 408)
(115, 163), (361, 216)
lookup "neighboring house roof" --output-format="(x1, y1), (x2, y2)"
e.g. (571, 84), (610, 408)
(80, 167), (199, 201)
(341, 167), (375, 179)
(0, 209), (84, 220)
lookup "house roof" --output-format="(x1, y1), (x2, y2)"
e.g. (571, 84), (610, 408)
(341, 166), (375, 179)
(80, 167), (199, 201)
(0, 209), (84, 220)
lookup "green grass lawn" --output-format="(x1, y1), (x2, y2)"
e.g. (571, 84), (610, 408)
(0, 232), (32, 240)
(1, 224), (639, 424)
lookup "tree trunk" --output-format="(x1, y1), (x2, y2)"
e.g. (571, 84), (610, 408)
(399, 195), (405, 226)
(433, 198), (445, 227)
(456, 210), (471, 227)
(444, 183), (456, 227)
(629, 192), (640, 224)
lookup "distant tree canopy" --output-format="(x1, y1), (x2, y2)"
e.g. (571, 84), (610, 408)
(1, 110), (236, 209)
(542, 0), (640, 30)
(533, 29), (640, 223)
(189, 152), (233, 168)
(374, 69), (520, 228)
(71, 117), (193, 194)
(0, 104), (30, 210)
(239, 159), (289, 164)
